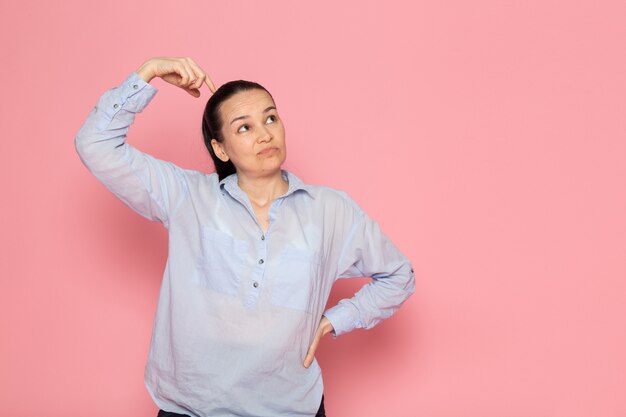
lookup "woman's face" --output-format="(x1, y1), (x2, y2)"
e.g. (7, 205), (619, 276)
(211, 88), (286, 178)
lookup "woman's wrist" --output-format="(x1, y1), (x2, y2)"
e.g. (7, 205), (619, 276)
(321, 315), (335, 335)
(136, 60), (155, 83)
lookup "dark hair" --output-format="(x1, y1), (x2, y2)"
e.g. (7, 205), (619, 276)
(201, 80), (275, 181)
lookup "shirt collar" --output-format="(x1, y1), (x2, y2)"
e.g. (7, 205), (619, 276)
(219, 169), (315, 200)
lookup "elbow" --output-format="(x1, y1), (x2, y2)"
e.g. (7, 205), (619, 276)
(74, 129), (102, 171)
(74, 133), (88, 165)
(74, 112), (100, 159)
(403, 261), (417, 297)
(74, 133), (84, 156)
(74, 123), (92, 158)
(74, 132), (93, 167)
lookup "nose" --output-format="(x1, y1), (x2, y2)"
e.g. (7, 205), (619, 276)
(258, 125), (272, 142)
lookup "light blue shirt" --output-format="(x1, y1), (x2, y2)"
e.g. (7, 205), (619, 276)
(75, 71), (416, 417)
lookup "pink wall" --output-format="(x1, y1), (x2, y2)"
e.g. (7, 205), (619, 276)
(1, 0), (625, 416)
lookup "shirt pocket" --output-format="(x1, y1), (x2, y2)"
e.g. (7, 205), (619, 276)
(270, 247), (321, 313)
(193, 226), (249, 296)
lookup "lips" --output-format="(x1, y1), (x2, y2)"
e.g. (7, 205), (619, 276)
(258, 147), (278, 155)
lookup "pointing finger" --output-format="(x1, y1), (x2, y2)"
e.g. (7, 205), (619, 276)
(303, 339), (318, 368)
(205, 76), (216, 93)
(303, 329), (323, 368)
(185, 57), (216, 93)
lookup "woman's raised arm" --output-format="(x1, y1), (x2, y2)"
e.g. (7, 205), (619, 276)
(74, 57), (215, 228)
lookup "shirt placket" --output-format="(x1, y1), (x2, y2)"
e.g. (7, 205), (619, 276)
(245, 198), (285, 309)
(226, 185), (286, 310)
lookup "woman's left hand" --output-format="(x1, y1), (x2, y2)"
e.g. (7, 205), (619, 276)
(303, 316), (335, 368)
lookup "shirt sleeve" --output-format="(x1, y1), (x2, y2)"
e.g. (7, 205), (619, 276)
(322, 198), (416, 338)
(74, 71), (189, 229)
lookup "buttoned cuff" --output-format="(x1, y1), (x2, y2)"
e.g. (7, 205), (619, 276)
(100, 72), (159, 123)
(322, 303), (360, 338)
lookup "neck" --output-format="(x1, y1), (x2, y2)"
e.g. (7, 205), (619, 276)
(236, 169), (289, 208)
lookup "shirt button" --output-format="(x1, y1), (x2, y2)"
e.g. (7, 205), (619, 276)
(113, 103), (119, 109)
(253, 282), (259, 288)
(132, 84), (138, 89)
(258, 259), (264, 264)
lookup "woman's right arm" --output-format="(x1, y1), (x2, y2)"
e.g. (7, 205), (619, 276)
(74, 57), (215, 228)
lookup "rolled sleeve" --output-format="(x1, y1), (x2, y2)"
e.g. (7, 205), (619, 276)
(323, 201), (416, 338)
(88, 72), (157, 131)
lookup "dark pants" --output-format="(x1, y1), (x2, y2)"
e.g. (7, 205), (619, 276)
(157, 394), (326, 417)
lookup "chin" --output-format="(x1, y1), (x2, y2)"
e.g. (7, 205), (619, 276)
(266, 160), (285, 175)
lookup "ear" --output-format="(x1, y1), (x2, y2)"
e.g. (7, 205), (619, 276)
(211, 139), (229, 162)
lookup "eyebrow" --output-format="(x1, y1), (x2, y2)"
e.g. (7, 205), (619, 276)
(230, 106), (277, 125)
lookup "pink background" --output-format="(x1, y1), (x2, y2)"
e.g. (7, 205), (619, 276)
(1, 0), (625, 416)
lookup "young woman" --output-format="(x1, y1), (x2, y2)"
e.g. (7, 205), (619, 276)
(75, 56), (415, 417)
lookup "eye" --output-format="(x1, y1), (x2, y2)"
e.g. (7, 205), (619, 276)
(237, 124), (249, 133)
(266, 115), (277, 123)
